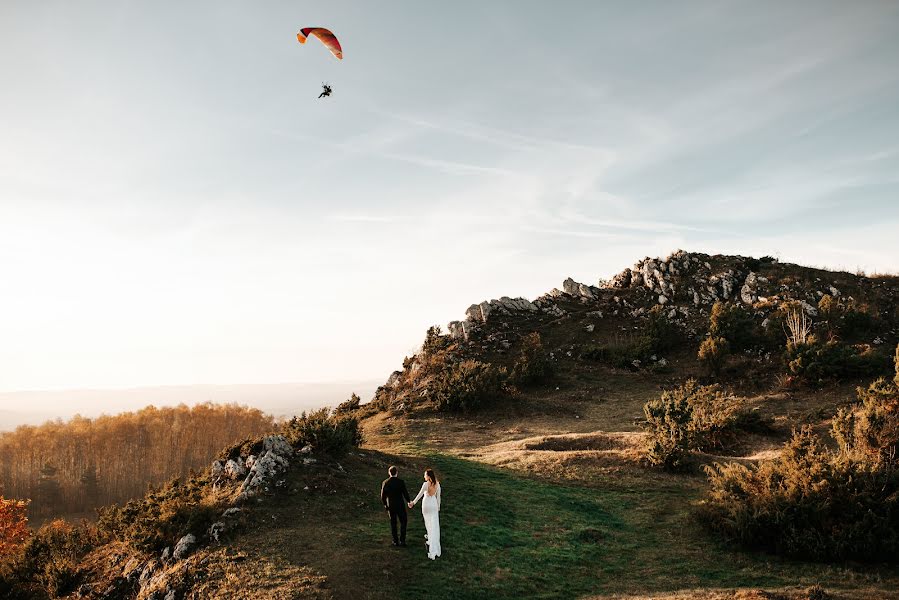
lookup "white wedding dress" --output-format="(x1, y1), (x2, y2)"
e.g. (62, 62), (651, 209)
(412, 482), (441, 559)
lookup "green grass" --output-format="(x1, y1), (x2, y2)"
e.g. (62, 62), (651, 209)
(244, 451), (898, 600)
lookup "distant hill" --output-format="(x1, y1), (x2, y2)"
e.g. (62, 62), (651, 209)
(0, 380), (381, 432)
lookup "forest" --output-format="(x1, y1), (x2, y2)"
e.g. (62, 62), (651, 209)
(0, 403), (275, 519)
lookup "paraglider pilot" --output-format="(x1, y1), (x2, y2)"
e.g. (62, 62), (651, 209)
(319, 83), (332, 98)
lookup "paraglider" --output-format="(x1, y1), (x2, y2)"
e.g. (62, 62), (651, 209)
(297, 27), (343, 60)
(297, 27), (342, 98)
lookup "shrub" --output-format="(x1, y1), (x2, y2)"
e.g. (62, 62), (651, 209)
(510, 332), (554, 386)
(701, 427), (899, 562)
(641, 305), (679, 355)
(643, 380), (742, 470)
(708, 301), (758, 351)
(14, 519), (102, 597)
(421, 325), (450, 356)
(895, 342), (899, 387)
(698, 336), (729, 377)
(97, 475), (217, 553)
(0, 497), (29, 556)
(786, 340), (891, 386)
(580, 307), (679, 369)
(283, 409), (362, 457)
(818, 295), (878, 339)
(833, 374), (899, 464)
(432, 360), (506, 412)
(334, 393), (361, 415)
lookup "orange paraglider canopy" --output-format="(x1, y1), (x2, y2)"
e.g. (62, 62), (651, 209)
(297, 27), (343, 60)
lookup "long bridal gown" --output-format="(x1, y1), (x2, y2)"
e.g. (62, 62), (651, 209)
(412, 482), (441, 559)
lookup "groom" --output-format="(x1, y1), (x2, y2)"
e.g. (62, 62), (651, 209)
(380, 465), (411, 547)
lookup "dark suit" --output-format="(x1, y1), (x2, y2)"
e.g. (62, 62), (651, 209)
(380, 476), (411, 544)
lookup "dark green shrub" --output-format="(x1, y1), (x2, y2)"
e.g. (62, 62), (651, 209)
(643, 380), (742, 470)
(283, 409), (362, 457)
(818, 295), (878, 339)
(698, 336), (729, 376)
(432, 360), (505, 412)
(580, 308), (679, 370)
(701, 427), (899, 562)
(421, 325), (450, 356)
(786, 340), (891, 386)
(709, 301), (758, 351)
(334, 393), (361, 415)
(510, 332), (553, 386)
(641, 305), (679, 355)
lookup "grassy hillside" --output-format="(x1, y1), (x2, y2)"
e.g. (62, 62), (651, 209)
(4, 251), (899, 599)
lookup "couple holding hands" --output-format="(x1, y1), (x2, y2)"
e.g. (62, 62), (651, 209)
(380, 466), (442, 560)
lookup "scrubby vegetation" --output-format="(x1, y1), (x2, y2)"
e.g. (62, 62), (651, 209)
(698, 335), (729, 376)
(432, 360), (506, 412)
(581, 305), (680, 369)
(333, 393), (362, 415)
(708, 301), (759, 351)
(509, 332), (554, 387)
(818, 294), (879, 339)
(785, 339), (890, 386)
(0, 497), (28, 555)
(283, 408), (363, 456)
(702, 345), (899, 561)
(643, 380), (744, 470)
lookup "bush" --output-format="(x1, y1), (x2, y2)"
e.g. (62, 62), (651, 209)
(698, 336), (729, 377)
(97, 475), (218, 553)
(432, 360), (506, 412)
(818, 295), (878, 339)
(580, 307), (679, 369)
(641, 305), (680, 355)
(421, 325), (450, 356)
(0, 498), (29, 556)
(643, 380), (742, 470)
(283, 409), (362, 457)
(833, 373), (899, 464)
(701, 427), (899, 562)
(334, 393), (361, 415)
(895, 342), (899, 387)
(708, 301), (758, 351)
(510, 333), (553, 386)
(14, 519), (102, 597)
(786, 340), (891, 386)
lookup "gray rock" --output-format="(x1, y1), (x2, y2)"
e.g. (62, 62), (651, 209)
(172, 534), (196, 561)
(209, 521), (226, 542)
(224, 459), (246, 480)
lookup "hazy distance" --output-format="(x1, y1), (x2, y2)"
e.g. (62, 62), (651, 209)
(0, 380), (381, 432)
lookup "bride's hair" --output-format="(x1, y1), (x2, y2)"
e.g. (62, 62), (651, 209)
(425, 469), (438, 484)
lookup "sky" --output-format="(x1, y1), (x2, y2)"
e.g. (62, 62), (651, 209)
(1, 1), (898, 395)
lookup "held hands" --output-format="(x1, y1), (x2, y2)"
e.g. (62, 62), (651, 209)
(407, 501), (414, 509)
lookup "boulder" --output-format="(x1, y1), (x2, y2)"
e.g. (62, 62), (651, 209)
(172, 534), (196, 560)
(224, 460), (245, 480)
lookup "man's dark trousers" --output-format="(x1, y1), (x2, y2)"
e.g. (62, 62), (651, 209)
(388, 506), (408, 545)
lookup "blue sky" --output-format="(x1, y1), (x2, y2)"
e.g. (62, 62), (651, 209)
(1, 1), (898, 393)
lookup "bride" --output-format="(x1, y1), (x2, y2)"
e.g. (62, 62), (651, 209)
(408, 468), (441, 560)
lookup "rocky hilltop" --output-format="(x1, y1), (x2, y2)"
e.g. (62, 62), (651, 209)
(374, 250), (898, 411)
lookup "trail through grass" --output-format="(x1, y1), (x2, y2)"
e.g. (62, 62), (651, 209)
(243, 451), (898, 600)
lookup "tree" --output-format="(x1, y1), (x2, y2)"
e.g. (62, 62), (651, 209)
(0, 496), (29, 554)
(36, 462), (62, 514)
(79, 464), (101, 506)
